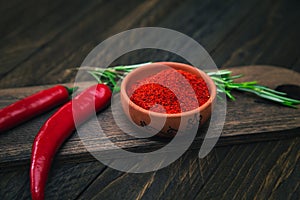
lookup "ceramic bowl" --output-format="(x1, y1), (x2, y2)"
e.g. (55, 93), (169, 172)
(120, 62), (216, 137)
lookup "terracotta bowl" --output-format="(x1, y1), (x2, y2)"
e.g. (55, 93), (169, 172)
(120, 62), (216, 137)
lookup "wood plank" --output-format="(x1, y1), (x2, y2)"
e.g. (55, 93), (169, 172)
(77, 147), (231, 200)
(195, 137), (300, 200)
(0, 161), (106, 199)
(212, 0), (300, 69)
(0, 0), (260, 89)
(106, 0), (260, 69)
(0, 144), (231, 199)
(267, 146), (300, 199)
(222, 65), (300, 137)
(0, 65), (299, 169)
(2, 137), (297, 199)
(0, 0), (299, 198)
(0, 0), (182, 88)
(2, 1), (297, 87)
(292, 58), (300, 73)
(0, 0), (103, 79)
(0, 0), (23, 13)
(1, 138), (297, 199)
(0, 0), (62, 40)
(0, 0), (30, 28)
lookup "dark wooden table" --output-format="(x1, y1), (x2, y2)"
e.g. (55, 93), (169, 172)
(0, 0), (299, 199)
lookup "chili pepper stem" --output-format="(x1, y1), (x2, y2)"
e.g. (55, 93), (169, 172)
(65, 86), (79, 95)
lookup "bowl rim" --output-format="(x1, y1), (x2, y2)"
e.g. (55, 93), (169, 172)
(120, 62), (217, 118)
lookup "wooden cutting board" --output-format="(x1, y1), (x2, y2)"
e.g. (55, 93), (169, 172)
(0, 65), (299, 168)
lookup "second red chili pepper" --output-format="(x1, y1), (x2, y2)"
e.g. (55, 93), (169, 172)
(30, 84), (112, 200)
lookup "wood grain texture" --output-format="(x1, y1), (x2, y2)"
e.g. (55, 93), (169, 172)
(0, 0), (183, 88)
(0, 0), (103, 79)
(212, 0), (300, 69)
(0, 66), (299, 169)
(0, 161), (106, 199)
(1, 138), (298, 199)
(0, 0), (299, 199)
(0, 0), (62, 41)
(77, 147), (232, 200)
(195, 138), (300, 200)
(52, 138), (298, 200)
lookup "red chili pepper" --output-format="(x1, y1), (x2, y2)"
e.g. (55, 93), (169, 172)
(30, 84), (112, 200)
(0, 85), (76, 133)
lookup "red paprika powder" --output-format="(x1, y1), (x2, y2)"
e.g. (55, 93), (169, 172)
(128, 69), (210, 114)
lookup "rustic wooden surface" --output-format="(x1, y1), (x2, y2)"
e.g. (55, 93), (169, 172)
(0, 0), (299, 199)
(0, 65), (300, 169)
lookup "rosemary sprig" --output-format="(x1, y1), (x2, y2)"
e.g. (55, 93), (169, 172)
(80, 63), (300, 108)
(207, 70), (300, 108)
(79, 62), (151, 92)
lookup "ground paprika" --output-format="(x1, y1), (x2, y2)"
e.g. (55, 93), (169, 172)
(128, 69), (210, 114)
